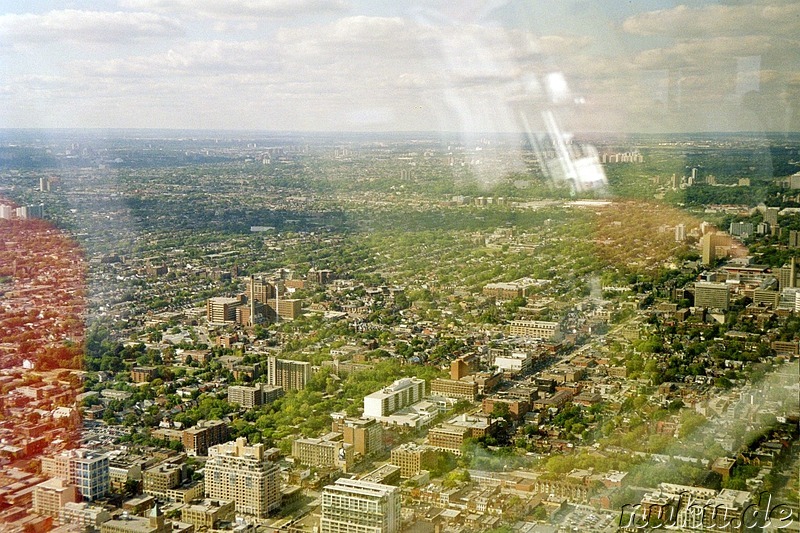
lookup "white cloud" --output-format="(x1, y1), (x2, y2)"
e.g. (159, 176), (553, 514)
(52, 15), (585, 131)
(0, 9), (184, 44)
(119, 0), (349, 19)
(5, 4), (796, 132)
(614, 1), (800, 128)
(622, 3), (800, 38)
(633, 36), (779, 70)
(73, 40), (281, 78)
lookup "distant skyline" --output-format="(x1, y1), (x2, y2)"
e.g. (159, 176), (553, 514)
(1, 0), (798, 134)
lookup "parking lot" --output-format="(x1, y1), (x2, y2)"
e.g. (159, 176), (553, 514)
(553, 504), (620, 532)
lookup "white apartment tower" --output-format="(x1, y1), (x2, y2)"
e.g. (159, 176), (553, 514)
(363, 377), (425, 418)
(320, 478), (401, 533)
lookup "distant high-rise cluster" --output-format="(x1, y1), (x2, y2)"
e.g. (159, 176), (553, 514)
(600, 151), (643, 163)
(0, 202), (44, 219)
(205, 274), (303, 326)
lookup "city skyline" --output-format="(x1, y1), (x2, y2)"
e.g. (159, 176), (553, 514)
(1, 0), (798, 134)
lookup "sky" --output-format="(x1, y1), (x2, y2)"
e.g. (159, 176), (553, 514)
(0, 0), (798, 133)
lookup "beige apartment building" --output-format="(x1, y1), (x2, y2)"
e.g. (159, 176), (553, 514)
(205, 438), (281, 518)
(33, 478), (76, 519)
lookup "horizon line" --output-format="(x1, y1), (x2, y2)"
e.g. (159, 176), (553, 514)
(1, 127), (799, 136)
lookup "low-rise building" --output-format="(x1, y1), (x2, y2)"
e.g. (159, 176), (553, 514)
(227, 383), (284, 409)
(182, 420), (228, 456)
(292, 433), (354, 472)
(131, 367), (156, 383)
(143, 462), (183, 499)
(101, 504), (170, 533)
(331, 415), (383, 456)
(533, 390), (574, 411)
(508, 320), (561, 341)
(361, 465), (401, 486)
(60, 501), (111, 529)
(431, 378), (478, 401)
(390, 444), (435, 478)
(33, 478), (76, 519)
(180, 499), (235, 529)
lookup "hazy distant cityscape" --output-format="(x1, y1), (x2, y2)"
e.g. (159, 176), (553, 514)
(0, 129), (797, 532)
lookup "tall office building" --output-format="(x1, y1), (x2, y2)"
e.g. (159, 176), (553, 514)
(779, 258), (797, 290)
(14, 203), (44, 219)
(248, 276), (276, 303)
(790, 231), (800, 248)
(694, 282), (730, 310)
(729, 222), (753, 238)
(764, 207), (779, 226)
(206, 296), (244, 323)
(308, 268), (335, 285)
(674, 223), (685, 242)
(267, 356), (311, 391)
(320, 478), (401, 533)
(205, 438), (281, 518)
(390, 443), (435, 478)
(701, 233), (717, 266)
(142, 462), (183, 498)
(271, 297), (302, 320)
(246, 275), (275, 325)
(450, 353), (479, 380)
(753, 288), (780, 309)
(73, 451), (111, 501)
